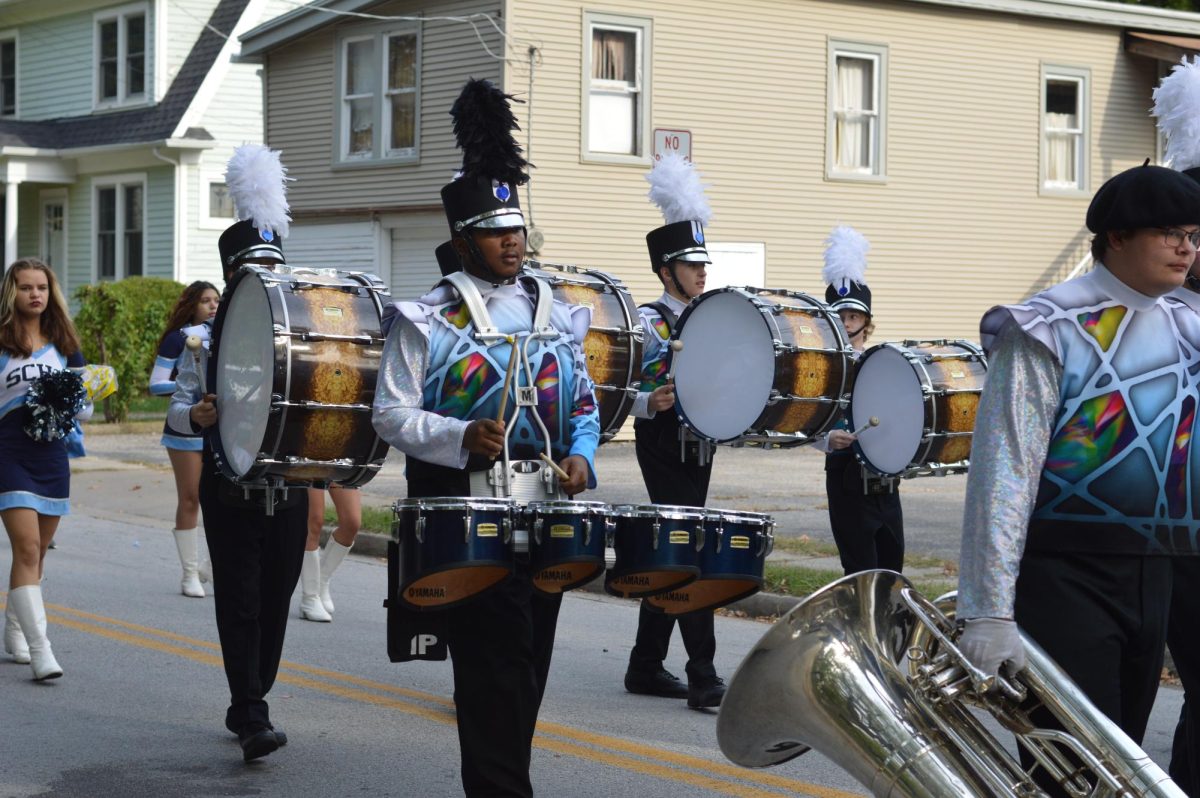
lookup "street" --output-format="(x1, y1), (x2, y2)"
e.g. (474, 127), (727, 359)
(0, 433), (1185, 797)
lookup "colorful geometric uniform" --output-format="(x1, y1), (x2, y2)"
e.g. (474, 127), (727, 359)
(0, 345), (88, 515)
(150, 324), (207, 451)
(960, 264), (1200, 744)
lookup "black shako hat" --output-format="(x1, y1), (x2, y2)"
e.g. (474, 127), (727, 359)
(646, 220), (711, 269)
(435, 240), (460, 276)
(218, 219), (284, 272)
(824, 282), (871, 316)
(1086, 162), (1200, 234)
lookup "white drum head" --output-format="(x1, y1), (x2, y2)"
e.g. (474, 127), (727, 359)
(215, 275), (274, 477)
(673, 290), (775, 442)
(851, 346), (925, 475)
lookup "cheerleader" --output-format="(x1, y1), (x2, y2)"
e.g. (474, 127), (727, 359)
(0, 258), (91, 680)
(149, 281), (219, 598)
(298, 486), (361, 622)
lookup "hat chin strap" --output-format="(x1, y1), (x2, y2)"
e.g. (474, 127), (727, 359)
(665, 262), (695, 301)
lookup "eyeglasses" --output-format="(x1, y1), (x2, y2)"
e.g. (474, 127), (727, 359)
(1158, 227), (1200, 249)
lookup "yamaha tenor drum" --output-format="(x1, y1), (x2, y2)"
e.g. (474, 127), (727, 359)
(525, 500), (609, 594)
(522, 261), (643, 441)
(647, 509), (775, 614)
(210, 264), (389, 486)
(849, 339), (988, 478)
(605, 504), (704, 599)
(392, 497), (516, 610)
(671, 288), (853, 446)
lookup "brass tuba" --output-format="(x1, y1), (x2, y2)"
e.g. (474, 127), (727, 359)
(716, 570), (1184, 797)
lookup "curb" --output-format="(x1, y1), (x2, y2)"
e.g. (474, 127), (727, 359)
(339, 530), (802, 620)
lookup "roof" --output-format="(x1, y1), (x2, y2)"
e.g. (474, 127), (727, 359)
(240, 0), (1200, 57)
(0, 0), (249, 151)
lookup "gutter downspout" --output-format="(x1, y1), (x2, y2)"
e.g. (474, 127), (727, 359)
(152, 147), (186, 282)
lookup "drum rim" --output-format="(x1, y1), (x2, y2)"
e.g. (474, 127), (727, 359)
(704, 509), (774, 525)
(392, 496), (518, 511)
(525, 500), (610, 512)
(611, 503), (708, 519)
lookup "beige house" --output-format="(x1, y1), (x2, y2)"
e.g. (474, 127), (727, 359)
(241, 0), (1200, 341)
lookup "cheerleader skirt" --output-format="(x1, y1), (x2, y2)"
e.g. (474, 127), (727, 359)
(0, 411), (71, 515)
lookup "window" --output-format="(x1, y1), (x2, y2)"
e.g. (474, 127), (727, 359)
(336, 27), (420, 164)
(582, 12), (651, 164)
(95, 4), (147, 108)
(94, 177), (144, 280)
(1042, 66), (1089, 193)
(199, 174), (235, 229)
(827, 40), (887, 180)
(0, 34), (14, 117)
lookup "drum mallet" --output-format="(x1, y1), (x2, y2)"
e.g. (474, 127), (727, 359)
(538, 452), (571, 482)
(185, 335), (207, 395)
(851, 417), (880, 436)
(495, 335), (519, 423)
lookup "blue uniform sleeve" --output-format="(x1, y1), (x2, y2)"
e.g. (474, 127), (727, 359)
(149, 332), (184, 395)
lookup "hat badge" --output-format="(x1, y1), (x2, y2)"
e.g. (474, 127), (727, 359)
(493, 181), (511, 202)
(259, 228), (274, 243)
(691, 220), (704, 245)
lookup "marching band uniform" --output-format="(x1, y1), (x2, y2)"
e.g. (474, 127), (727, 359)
(169, 145), (307, 762)
(957, 165), (1200, 765)
(623, 154), (724, 710)
(817, 227), (904, 575)
(371, 78), (600, 797)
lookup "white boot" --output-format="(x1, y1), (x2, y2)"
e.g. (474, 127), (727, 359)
(172, 528), (205, 598)
(318, 539), (353, 615)
(299, 550), (331, 622)
(4, 598), (30, 664)
(9, 585), (62, 680)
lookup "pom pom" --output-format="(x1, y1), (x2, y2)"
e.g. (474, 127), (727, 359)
(75, 364), (118, 402)
(1153, 56), (1200, 173)
(822, 225), (870, 294)
(23, 369), (87, 443)
(225, 144), (292, 239)
(450, 78), (529, 186)
(646, 153), (712, 225)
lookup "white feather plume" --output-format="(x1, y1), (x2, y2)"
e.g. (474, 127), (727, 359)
(645, 153), (712, 225)
(822, 225), (870, 292)
(1153, 56), (1200, 172)
(224, 143), (292, 238)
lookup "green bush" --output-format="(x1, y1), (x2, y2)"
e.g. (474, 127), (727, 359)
(74, 277), (186, 422)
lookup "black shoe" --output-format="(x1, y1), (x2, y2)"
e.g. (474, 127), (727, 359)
(687, 678), (726, 709)
(624, 667), (688, 698)
(271, 725), (287, 746)
(239, 726), (279, 762)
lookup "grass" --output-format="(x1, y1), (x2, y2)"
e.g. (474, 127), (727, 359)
(764, 563), (957, 601)
(327, 503), (394, 535)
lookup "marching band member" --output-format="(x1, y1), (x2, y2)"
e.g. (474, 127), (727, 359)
(0, 258), (89, 680)
(622, 154), (725, 710)
(816, 226), (904, 575)
(1152, 59), (1200, 795)
(149, 281), (220, 598)
(956, 163), (1200, 778)
(371, 78), (600, 797)
(169, 144), (307, 762)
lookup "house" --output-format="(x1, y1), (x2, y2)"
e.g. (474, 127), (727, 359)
(0, 0), (293, 301)
(239, 0), (1200, 341)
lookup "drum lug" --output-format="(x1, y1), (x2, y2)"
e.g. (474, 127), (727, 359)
(652, 519), (660, 551)
(583, 517), (592, 547)
(715, 523), (723, 554)
(415, 515), (425, 544)
(698, 524), (707, 553)
(759, 523), (775, 557)
(533, 517), (543, 545)
(503, 516), (512, 545)
(464, 513), (472, 544)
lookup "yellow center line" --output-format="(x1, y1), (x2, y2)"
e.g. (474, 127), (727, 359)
(18, 599), (861, 798)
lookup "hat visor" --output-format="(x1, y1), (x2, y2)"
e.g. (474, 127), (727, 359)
(674, 250), (711, 264)
(234, 244), (285, 264)
(466, 211), (526, 230)
(830, 299), (870, 315)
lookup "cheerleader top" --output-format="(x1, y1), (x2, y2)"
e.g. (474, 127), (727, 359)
(149, 324), (210, 396)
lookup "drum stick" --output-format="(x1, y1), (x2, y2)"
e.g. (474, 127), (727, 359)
(538, 452), (571, 482)
(185, 335), (206, 395)
(851, 417), (880, 436)
(495, 335), (519, 423)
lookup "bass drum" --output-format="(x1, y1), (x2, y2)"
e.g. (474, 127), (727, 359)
(671, 287), (853, 446)
(849, 339), (987, 478)
(210, 264), (390, 486)
(522, 261), (644, 441)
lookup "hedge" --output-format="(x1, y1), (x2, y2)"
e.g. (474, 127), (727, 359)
(74, 277), (186, 422)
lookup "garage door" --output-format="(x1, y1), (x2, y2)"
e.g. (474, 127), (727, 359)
(389, 213), (446, 300)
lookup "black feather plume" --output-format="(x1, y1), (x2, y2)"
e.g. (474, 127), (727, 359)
(450, 78), (530, 186)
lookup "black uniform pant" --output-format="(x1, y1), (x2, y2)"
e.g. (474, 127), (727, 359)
(825, 455), (903, 574)
(444, 570), (562, 797)
(1013, 551), (1172, 795)
(629, 423), (718, 686)
(199, 465), (307, 734)
(1169, 558), (1200, 796)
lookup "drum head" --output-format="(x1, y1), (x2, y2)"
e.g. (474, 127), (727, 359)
(673, 290), (776, 442)
(215, 274), (274, 478)
(851, 346), (926, 476)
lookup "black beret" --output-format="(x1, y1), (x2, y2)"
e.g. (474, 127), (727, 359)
(1086, 163), (1200, 234)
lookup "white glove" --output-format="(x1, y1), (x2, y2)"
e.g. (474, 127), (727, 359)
(958, 617), (1027, 678)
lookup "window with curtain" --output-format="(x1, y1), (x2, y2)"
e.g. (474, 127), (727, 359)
(1, 38), (16, 117)
(95, 179), (144, 280)
(95, 6), (147, 106)
(338, 28), (420, 163)
(833, 53), (879, 174)
(584, 16), (649, 160)
(1044, 75), (1084, 190)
